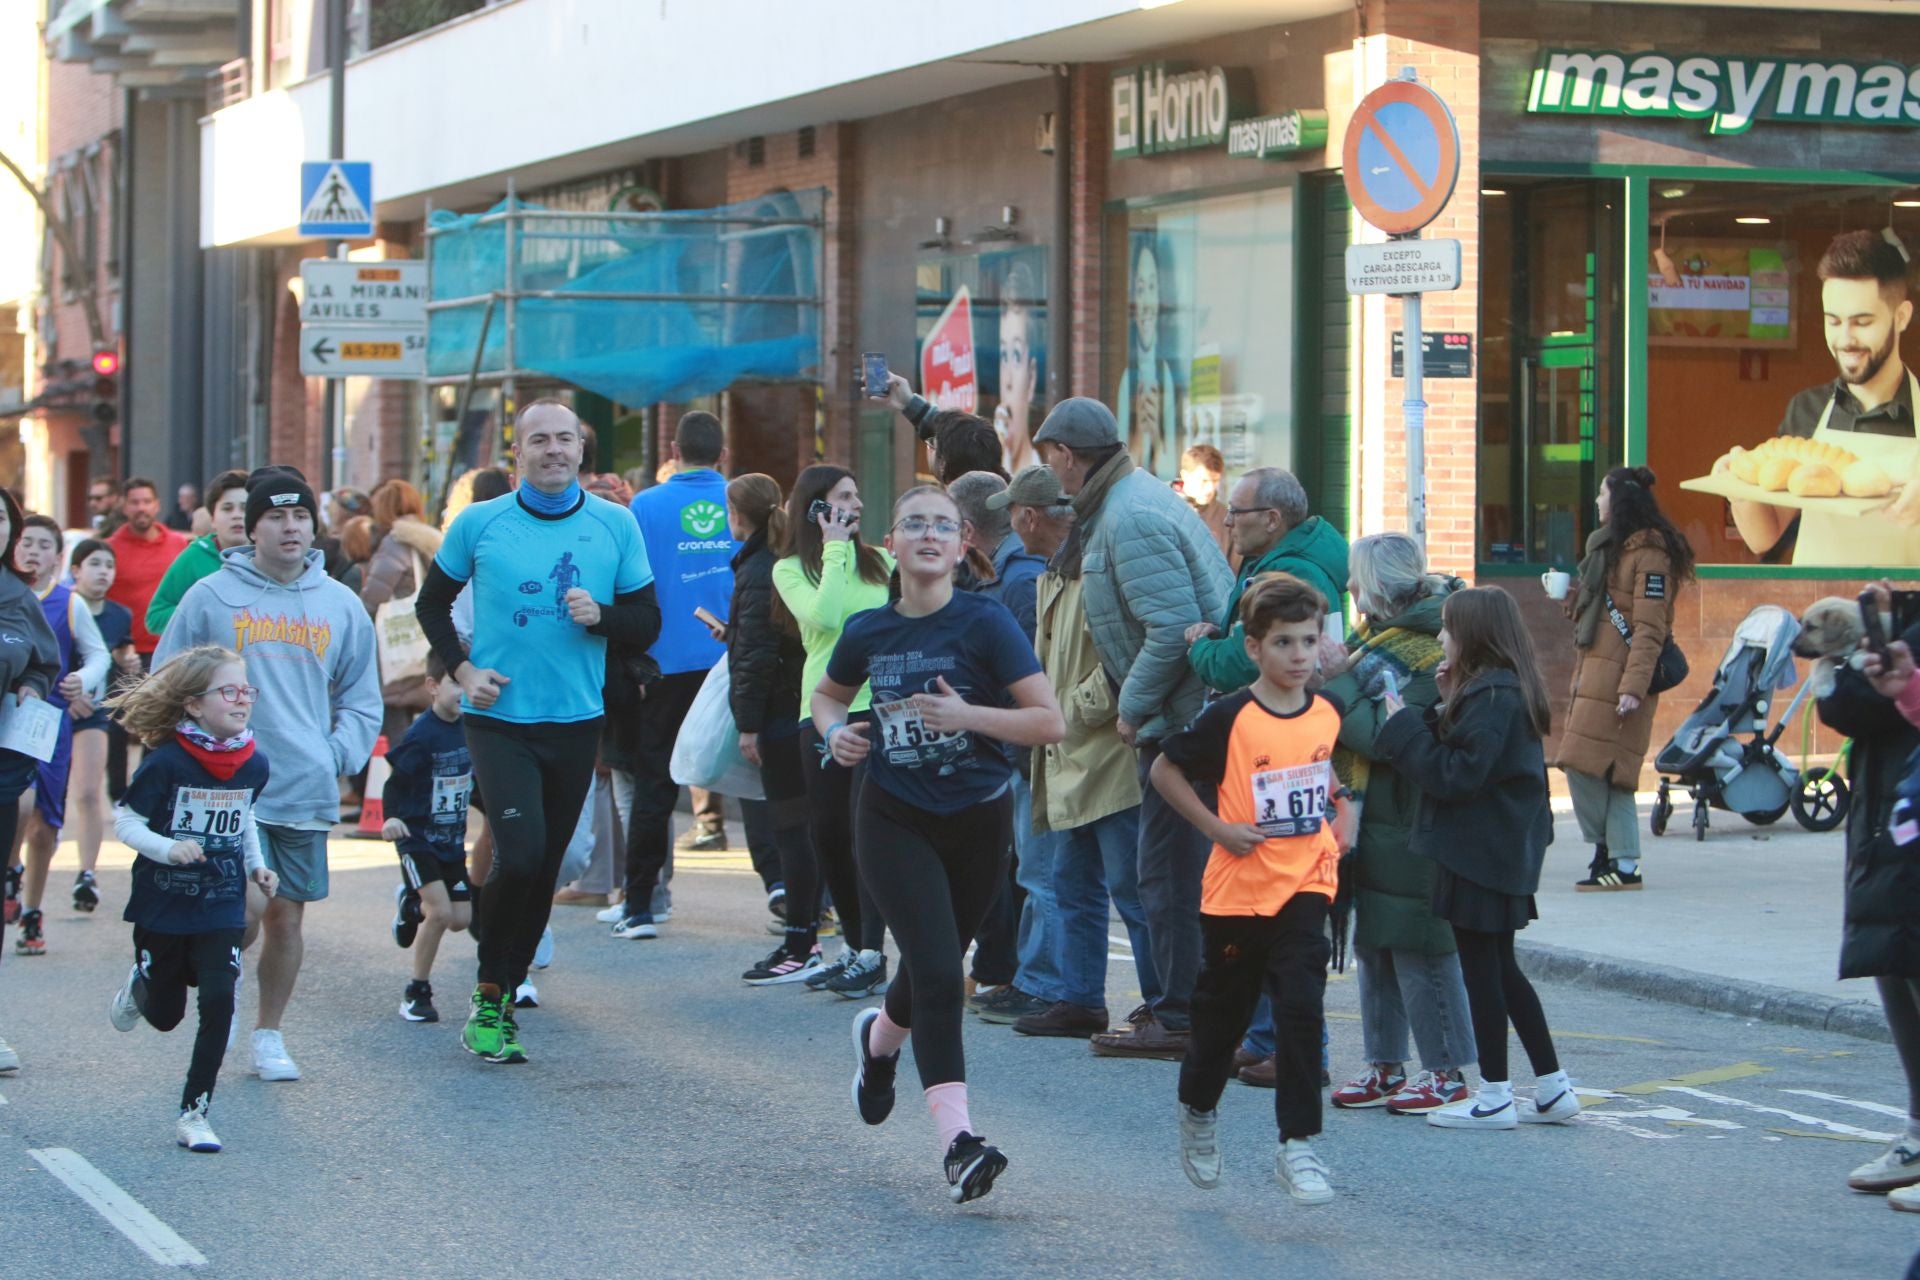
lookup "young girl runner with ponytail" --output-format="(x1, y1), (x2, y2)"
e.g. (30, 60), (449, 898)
(105, 645), (276, 1153)
(816, 485), (1064, 1203)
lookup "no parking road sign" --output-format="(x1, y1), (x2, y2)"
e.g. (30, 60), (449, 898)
(1342, 78), (1459, 236)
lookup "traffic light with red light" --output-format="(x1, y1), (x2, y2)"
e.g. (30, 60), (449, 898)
(90, 349), (120, 377)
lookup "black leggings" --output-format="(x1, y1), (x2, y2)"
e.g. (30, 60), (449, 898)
(1454, 926), (1558, 1082)
(133, 925), (243, 1111)
(756, 731), (821, 956)
(798, 723), (884, 953)
(1878, 978), (1920, 1123)
(466, 718), (600, 991)
(858, 783), (1012, 1090)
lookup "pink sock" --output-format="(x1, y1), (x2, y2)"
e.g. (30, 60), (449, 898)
(868, 1010), (909, 1058)
(925, 1082), (973, 1149)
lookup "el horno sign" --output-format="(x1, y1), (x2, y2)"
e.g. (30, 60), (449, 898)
(1111, 64), (1250, 157)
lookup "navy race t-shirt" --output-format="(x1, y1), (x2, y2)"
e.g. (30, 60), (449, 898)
(121, 740), (270, 934)
(825, 590), (1041, 814)
(382, 709), (471, 863)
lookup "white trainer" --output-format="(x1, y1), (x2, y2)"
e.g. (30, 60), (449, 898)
(250, 1028), (300, 1082)
(513, 981), (540, 1008)
(1179, 1105), (1221, 1190)
(1427, 1093), (1519, 1130)
(1851, 1139), (1920, 1192)
(0, 1032), (18, 1074)
(1275, 1140), (1334, 1205)
(1521, 1086), (1583, 1125)
(176, 1097), (221, 1153)
(594, 902), (626, 924)
(109, 963), (144, 1032)
(1891, 1184), (1920, 1213)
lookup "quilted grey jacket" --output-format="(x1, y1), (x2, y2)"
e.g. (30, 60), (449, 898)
(1078, 461), (1232, 743)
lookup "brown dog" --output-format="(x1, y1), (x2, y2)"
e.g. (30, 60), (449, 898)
(1795, 596), (1867, 695)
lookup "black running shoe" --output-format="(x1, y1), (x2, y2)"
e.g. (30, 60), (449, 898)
(943, 1132), (1008, 1204)
(400, 980), (438, 1023)
(850, 1008), (898, 1125)
(827, 950), (888, 999)
(72, 870), (99, 913)
(805, 949), (855, 991)
(393, 885), (421, 949)
(1576, 857), (1643, 892)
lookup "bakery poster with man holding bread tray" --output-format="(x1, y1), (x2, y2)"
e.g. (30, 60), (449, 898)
(1693, 230), (1920, 566)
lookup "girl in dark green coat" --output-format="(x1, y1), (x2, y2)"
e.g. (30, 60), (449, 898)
(1320, 534), (1477, 1114)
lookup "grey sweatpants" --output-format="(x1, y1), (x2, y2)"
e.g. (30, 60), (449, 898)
(1565, 767), (1641, 860)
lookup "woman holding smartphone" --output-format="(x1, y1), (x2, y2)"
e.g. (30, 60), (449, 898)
(773, 465), (895, 998)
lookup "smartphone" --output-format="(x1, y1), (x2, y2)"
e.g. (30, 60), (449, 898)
(808, 498), (834, 525)
(1860, 588), (1892, 662)
(861, 352), (889, 398)
(694, 605), (725, 632)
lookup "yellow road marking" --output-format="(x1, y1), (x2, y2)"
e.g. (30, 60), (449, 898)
(1617, 1063), (1773, 1095)
(1549, 1030), (1664, 1045)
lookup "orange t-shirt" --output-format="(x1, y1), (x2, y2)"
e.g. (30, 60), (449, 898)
(1160, 688), (1342, 916)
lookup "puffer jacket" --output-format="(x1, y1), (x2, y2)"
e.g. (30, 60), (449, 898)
(1321, 588), (1455, 954)
(1190, 515), (1350, 694)
(1819, 612), (1920, 980)
(727, 527), (805, 736)
(1555, 530), (1674, 785)
(1075, 452), (1233, 743)
(360, 517), (444, 616)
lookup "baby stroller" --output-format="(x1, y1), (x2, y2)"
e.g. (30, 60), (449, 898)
(1650, 604), (1848, 840)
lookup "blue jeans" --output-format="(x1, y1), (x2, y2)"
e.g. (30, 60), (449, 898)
(1049, 806), (1159, 1010)
(1241, 999), (1329, 1069)
(1009, 776), (1064, 1003)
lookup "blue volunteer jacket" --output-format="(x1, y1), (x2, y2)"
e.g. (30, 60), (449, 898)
(629, 469), (739, 676)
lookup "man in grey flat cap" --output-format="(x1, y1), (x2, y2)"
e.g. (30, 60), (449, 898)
(1033, 399), (1231, 1060)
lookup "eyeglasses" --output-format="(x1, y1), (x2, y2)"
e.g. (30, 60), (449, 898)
(891, 516), (963, 541)
(197, 684), (259, 705)
(1225, 505), (1278, 522)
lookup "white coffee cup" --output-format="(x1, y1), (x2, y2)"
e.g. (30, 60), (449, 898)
(1541, 569), (1571, 601)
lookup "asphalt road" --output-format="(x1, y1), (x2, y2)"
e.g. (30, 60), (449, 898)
(2, 840), (1916, 1279)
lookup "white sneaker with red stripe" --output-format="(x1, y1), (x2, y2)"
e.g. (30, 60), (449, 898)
(1331, 1064), (1406, 1109)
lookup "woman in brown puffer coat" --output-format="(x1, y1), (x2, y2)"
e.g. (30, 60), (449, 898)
(1555, 466), (1693, 892)
(360, 479), (444, 737)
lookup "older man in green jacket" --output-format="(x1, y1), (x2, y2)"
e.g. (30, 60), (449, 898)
(1186, 467), (1349, 694)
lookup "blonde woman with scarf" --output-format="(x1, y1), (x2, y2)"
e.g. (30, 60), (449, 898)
(1319, 534), (1478, 1115)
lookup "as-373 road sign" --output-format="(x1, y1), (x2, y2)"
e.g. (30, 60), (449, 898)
(300, 326), (425, 378)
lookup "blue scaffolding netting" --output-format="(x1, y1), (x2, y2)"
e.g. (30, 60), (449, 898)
(427, 189), (823, 406)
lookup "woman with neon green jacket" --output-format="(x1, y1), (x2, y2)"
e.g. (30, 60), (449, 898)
(772, 465), (895, 998)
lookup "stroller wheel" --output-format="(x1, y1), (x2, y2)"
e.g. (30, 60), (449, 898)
(1651, 790), (1673, 837)
(1791, 771), (1850, 833)
(1741, 804), (1789, 827)
(1694, 799), (1710, 841)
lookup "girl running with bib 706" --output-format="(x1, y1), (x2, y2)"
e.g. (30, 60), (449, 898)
(814, 485), (1064, 1205)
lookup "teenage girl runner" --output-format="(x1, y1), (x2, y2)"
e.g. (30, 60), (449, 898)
(818, 485), (1064, 1203)
(773, 465), (894, 997)
(106, 645), (276, 1152)
(1374, 587), (1580, 1130)
(66, 539), (137, 915)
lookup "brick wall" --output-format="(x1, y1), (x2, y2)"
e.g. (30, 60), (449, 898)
(1067, 65), (1108, 399)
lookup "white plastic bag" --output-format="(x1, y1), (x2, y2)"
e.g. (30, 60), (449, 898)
(375, 552), (431, 692)
(669, 661), (765, 799)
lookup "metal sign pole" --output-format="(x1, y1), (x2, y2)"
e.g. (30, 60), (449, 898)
(322, 0), (347, 491)
(1401, 271), (1427, 548)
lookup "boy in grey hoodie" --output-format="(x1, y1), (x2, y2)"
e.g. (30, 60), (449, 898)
(153, 467), (380, 1082)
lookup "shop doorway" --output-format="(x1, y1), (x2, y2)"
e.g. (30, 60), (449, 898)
(1479, 178), (1625, 568)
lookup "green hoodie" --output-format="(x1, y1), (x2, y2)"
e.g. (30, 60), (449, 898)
(1188, 515), (1350, 694)
(144, 534), (223, 639)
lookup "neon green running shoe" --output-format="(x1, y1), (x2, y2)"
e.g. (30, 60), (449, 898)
(497, 1003), (528, 1065)
(463, 987), (517, 1063)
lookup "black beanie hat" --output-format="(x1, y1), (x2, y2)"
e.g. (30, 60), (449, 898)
(245, 465), (320, 535)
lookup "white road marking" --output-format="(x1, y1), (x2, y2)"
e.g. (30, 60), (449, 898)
(28, 1148), (207, 1268)
(1661, 1087), (1895, 1142)
(1782, 1090), (1909, 1120)
(1576, 1113), (1678, 1140)
(1595, 1103), (1743, 1131)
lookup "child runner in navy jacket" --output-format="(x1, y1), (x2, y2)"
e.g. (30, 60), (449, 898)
(107, 645), (276, 1154)
(1373, 587), (1579, 1131)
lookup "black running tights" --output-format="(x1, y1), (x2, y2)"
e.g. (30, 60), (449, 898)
(134, 925), (243, 1111)
(798, 723), (884, 953)
(466, 718), (599, 991)
(857, 784), (1012, 1090)
(1453, 926), (1558, 1083)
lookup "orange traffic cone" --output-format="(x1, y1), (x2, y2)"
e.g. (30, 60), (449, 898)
(356, 735), (390, 837)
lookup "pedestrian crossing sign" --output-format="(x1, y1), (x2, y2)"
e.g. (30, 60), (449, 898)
(299, 161), (374, 239)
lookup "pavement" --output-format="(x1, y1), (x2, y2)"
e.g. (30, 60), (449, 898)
(3, 826), (1919, 1278)
(1528, 794), (1887, 1041)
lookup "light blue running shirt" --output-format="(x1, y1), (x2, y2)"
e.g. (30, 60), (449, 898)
(435, 492), (653, 724)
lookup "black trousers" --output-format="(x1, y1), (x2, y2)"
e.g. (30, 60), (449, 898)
(132, 925), (244, 1111)
(858, 783), (1012, 1089)
(1454, 926), (1558, 1082)
(968, 857), (1023, 988)
(622, 671), (705, 916)
(466, 718), (600, 991)
(798, 722), (884, 953)
(751, 730), (820, 956)
(1179, 894), (1331, 1140)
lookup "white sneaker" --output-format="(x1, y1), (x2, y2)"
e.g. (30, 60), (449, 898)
(1851, 1139), (1920, 1192)
(513, 981), (539, 1008)
(250, 1029), (300, 1082)
(1522, 1085), (1583, 1125)
(176, 1097), (221, 1153)
(0, 1032), (18, 1074)
(1427, 1093), (1518, 1130)
(594, 902), (626, 924)
(1275, 1140), (1334, 1205)
(1891, 1184), (1920, 1213)
(532, 926), (554, 970)
(109, 963), (144, 1031)
(1178, 1105), (1221, 1190)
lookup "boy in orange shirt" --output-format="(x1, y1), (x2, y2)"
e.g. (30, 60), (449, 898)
(1151, 573), (1351, 1206)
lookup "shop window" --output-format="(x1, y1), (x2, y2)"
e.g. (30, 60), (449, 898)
(914, 244), (1050, 475)
(1102, 187), (1295, 482)
(1642, 180), (1920, 571)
